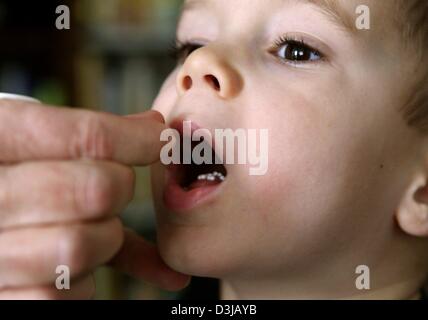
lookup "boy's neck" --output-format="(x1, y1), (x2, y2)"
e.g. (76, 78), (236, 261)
(219, 276), (425, 300)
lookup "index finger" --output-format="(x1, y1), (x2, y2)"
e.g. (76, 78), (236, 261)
(0, 99), (166, 165)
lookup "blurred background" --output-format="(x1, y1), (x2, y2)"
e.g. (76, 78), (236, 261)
(0, 0), (209, 299)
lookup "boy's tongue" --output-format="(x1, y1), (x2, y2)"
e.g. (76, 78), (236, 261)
(187, 179), (220, 190)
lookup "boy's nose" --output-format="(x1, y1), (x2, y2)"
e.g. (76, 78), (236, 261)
(176, 46), (243, 99)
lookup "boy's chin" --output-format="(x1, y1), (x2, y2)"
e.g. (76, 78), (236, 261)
(157, 227), (242, 278)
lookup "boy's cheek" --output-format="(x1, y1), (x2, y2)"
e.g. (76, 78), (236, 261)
(257, 119), (375, 213)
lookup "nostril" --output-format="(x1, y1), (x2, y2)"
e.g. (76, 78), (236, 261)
(204, 75), (221, 91)
(183, 76), (193, 90)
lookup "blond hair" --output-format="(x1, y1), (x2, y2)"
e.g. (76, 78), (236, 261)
(398, 0), (428, 132)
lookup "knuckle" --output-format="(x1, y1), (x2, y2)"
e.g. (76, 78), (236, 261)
(0, 169), (12, 214)
(75, 114), (113, 160)
(84, 168), (116, 215)
(44, 164), (71, 197)
(59, 228), (89, 276)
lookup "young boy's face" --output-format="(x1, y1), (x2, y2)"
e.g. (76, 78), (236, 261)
(151, 0), (424, 293)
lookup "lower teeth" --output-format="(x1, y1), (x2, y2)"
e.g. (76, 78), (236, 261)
(197, 171), (225, 182)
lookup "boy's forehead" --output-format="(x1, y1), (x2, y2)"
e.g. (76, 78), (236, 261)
(182, 0), (382, 32)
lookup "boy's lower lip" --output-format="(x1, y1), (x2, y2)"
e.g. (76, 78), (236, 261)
(162, 170), (224, 212)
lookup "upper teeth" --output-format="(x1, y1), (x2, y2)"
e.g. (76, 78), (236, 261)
(198, 171), (225, 181)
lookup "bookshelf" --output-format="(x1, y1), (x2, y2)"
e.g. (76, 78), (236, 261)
(0, 0), (76, 105)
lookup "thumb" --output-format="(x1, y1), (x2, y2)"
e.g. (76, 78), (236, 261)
(109, 228), (191, 291)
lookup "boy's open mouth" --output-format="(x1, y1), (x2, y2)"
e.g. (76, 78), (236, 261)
(171, 133), (228, 191)
(163, 119), (228, 212)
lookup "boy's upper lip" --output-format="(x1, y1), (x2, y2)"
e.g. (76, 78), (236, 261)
(168, 116), (217, 152)
(169, 117), (202, 136)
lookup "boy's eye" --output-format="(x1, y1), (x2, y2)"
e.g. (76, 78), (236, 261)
(171, 42), (203, 64)
(171, 37), (324, 65)
(272, 38), (323, 64)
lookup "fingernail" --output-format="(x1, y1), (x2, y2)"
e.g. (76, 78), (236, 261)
(125, 110), (165, 123)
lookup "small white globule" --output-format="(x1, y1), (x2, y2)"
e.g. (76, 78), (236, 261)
(197, 171), (226, 182)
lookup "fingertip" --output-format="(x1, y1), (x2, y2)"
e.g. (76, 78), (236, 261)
(148, 110), (165, 124)
(177, 275), (192, 290)
(125, 110), (165, 124)
(161, 274), (192, 292)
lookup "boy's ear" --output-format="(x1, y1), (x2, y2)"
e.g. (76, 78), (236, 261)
(396, 174), (428, 237)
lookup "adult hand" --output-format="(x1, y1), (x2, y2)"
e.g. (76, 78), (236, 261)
(0, 99), (189, 299)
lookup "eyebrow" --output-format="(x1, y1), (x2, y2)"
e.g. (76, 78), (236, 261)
(181, 0), (207, 14)
(297, 0), (356, 34)
(178, 0), (205, 27)
(181, 0), (356, 34)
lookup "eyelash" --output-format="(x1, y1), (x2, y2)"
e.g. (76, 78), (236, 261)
(271, 36), (324, 65)
(170, 36), (325, 66)
(169, 40), (203, 64)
